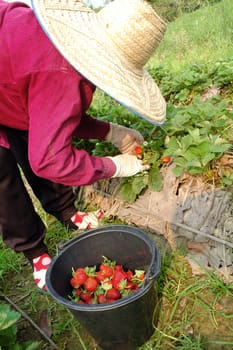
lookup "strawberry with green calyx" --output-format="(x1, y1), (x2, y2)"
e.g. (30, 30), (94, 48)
(126, 280), (139, 291)
(101, 255), (116, 267)
(70, 267), (88, 288)
(96, 264), (114, 281)
(84, 276), (98, 292)
(101, 279), (113, 292)
(132, 269), (145, 287)
(80, 291), (93, 303)
(84, 265), (97, 277)
(96, 256), (115, 282)
(69, 256), (146, 304)
(112, 267), (128, 290)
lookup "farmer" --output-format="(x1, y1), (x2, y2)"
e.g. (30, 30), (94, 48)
(0, 0), (166, 290)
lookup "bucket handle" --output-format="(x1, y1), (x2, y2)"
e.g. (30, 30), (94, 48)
(142, 256), (160, 288)
(147, 263), (160, 281)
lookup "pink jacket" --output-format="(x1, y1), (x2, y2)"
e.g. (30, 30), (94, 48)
(0, 0), (116, 186)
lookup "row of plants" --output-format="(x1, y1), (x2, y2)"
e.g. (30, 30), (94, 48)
(74, 58), (232, 203)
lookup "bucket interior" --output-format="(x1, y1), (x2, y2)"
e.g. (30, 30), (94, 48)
(46, 225), (158, 303)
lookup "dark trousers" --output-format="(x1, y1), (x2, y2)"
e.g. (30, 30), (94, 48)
(0, 128), (77, 259)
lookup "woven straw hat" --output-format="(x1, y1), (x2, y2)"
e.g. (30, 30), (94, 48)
(31, 0), (167, 124)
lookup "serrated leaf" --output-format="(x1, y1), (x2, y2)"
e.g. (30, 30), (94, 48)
(209, 143), (231, 153)
(201, 153), (216, 166)
(131, 175), (147, 195)
(144, 151), (160, 165)
(118, 181), (137, 203)
(180, 135), (193, 151)
(173, 166), (184, 177)
(173, 157), (186, 167)
(165, 136), (180, 155)
(0, 304), (20, 331)
(172, 112), (191, 128)
(148, 167), (163, 191)
(188, 167), (204, 175)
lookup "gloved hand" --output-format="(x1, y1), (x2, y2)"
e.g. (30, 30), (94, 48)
(108, 154), (149, 178)
(105, 123), (144, 154)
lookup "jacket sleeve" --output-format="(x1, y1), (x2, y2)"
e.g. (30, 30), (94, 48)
(73, 113), (110, 140)
(27, 70), (115, 186)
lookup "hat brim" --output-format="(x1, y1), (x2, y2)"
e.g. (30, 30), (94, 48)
(31, 1), (166, 125)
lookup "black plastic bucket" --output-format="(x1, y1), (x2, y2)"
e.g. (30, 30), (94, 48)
(46, 225), (160, 350)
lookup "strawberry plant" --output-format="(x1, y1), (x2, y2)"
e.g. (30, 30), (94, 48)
(0, 303), (39, 350)
(69, 256), (145, 304)
(77, 58), (233, 202)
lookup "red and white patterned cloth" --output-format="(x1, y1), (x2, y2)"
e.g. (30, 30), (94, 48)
(32, 210), (103, 290)
(33, 253), (52, 291)
(71, 209), (104, 229)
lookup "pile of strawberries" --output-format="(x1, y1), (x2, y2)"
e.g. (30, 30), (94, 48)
(69, 256), (145, 304)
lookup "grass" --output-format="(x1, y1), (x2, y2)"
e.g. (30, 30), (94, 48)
(1, 219), (233, 349)
(1, 1), (233, 349)
(148, 0), (233, 72)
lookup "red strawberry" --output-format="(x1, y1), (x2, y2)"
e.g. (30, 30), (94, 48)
(70, 276), (84, 289)
(126, 270), (133, 281)
(83, 277), (98, 292)
(75, 288), (82, 297)
(99, 264), (114, 278)
(86, 297), (95, 304)
(97, 294), (107, 304)
(96, 265), (114, 282)
(115, 264), (124, 271)
(134, 145), (143, 155)
(126, 281), (139, 290)
(106, 288), (121, 300)
(161, 156), (171, 163)
(112, 269), (127, 290)
(70, 268), (88, 288)
(80, 292), (92, 302)
(74, 267), (86, 275)
(96, 271), (106, 282)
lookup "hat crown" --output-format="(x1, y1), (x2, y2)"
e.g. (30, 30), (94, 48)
(98, 0), (166, 69)
(32, 0), (167, 124)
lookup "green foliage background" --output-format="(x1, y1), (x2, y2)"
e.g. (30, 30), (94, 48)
(148, 0), (221, 21)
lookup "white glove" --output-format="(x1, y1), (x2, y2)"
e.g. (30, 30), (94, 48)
(105, 123), (144, 154)
(108, 154), (149, 178)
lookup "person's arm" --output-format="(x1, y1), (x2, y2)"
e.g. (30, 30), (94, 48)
(28, 70), (116, 186)
(73, 112), (110, 140)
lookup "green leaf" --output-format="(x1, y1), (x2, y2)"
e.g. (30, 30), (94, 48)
(180, 135), (193, 152)
(148, 167), (163, 191)
(209, 143), (231, 153)
(143, 151), (160, 165)
(173, 166), (184, 177)
(165, 136), (180, 155)
(188, 167), (204, 175)
(131, 174), (147, 195)
(118, 181), (137, 203)
(201, 153), (216, 167)
(0, 304), (20, 331)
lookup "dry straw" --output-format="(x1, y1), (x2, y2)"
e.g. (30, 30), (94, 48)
(32, 0), (167, 124)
